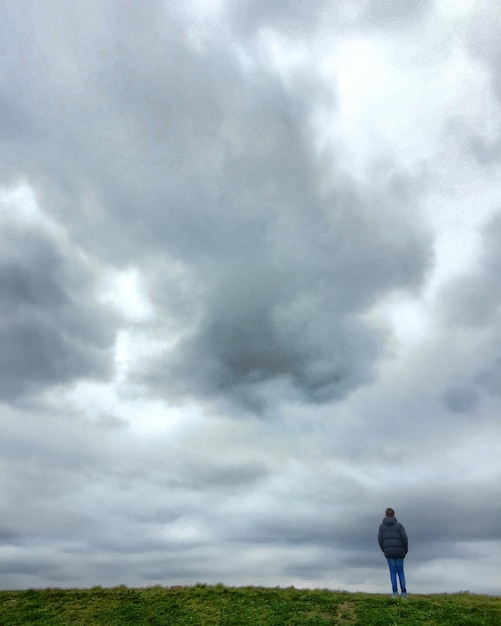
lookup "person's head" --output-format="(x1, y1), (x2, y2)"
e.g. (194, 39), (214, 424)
(385, 507), (395, 517)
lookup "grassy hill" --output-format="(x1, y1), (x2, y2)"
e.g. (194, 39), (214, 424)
(0, 584), (500, 625)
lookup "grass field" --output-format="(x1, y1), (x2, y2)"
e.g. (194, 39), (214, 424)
(0, 584), (500, 625)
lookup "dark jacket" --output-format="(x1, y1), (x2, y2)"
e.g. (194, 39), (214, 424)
(378, 516), (408, 559)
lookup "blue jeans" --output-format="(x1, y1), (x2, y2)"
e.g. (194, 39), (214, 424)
(387, 558), (406, 593)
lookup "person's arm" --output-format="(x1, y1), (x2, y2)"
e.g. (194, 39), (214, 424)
(378, 526), (384, 551)
(400, 524), (408, 555)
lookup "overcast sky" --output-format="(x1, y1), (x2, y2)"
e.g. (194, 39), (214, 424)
(1, 0), (501, 595)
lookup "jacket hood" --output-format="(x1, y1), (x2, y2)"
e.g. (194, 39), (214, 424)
(383, 516), (398, 526)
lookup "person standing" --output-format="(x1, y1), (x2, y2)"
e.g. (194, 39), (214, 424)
(378, 507), (408, 598)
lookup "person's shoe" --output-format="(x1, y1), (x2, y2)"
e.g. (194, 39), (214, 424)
(401, 592), (408, 599)
(392, 592), (398, 598)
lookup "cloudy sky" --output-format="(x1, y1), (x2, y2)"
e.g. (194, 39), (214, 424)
(1, 0), (501, 595)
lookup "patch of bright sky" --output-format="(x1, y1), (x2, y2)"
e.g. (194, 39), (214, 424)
(98, 267), (160, 389)
(113, 325), (179, 381)
(316, 10), (501, 353)
(436, 0), (480, 20)
(61, 377), (203, 436)
(177, 0), (228, 55)
(0, 182), (61, 235)
(180, 0), (225, 21)
(98, 267), (153, 323)
(422, 181), (498, 291)
(328, 34), (484, 173)
(364, 292), (433, 355)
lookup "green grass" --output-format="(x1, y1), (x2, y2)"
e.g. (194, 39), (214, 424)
(0, 584), (499, 625)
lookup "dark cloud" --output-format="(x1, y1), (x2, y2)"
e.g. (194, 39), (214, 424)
(145, 203), (429, 412)
(442, 385), (480, 413)
(0, 222), (116, 402)
(142, 307), (383, 413)
(0, 528), (20, 544)
(133, 103), (431, 412)
(402, 482), (501, 546)
(469, 135), (501, 165)
(475, 357), (501, 396)
(0, 0), (433, 412)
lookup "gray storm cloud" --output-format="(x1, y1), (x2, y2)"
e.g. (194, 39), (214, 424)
(0, 0), (433, 413)
(0, 222), (115, 402)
